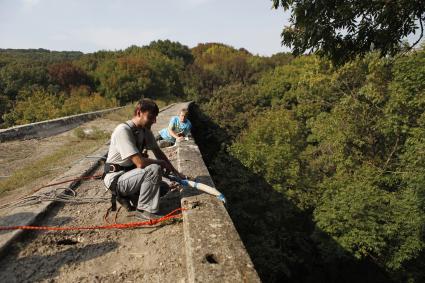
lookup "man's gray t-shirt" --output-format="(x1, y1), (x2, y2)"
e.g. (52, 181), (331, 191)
(103, 120), (158, 188)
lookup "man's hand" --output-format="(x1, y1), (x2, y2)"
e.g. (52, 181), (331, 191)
(176, 136), (184, 142)
(141, 149), (149, 158)
(158, 160), (186, 179)
(152, 147), (186, 180)
(158, 160), (174, 173)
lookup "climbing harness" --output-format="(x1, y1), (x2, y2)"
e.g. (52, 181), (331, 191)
(103, 121), (146, 212)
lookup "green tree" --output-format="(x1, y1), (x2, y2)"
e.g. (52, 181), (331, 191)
(203, 83), (267, 141)
(0, 93), (11, 126)
(189, 43), (254, 92)
(0, 62), (49, 100)
(95, 56), (152, 103)
(230, 109), (310, 206)
(3, 88), (64, 125)
(146, 40), (194, 66)
(193, 46), (425, 281)
(313, 164), (424, 279)
(272, 0), (425, 64)
(95, 48), (184, 104)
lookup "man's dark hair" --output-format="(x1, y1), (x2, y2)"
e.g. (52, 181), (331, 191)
(134, 98), (159, 116)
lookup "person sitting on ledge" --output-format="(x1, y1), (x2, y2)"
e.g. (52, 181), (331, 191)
(156, 108), (192, 148)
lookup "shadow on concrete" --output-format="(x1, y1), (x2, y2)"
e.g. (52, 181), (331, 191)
(189, 103), (399, 283)
(0, 241), (119, 282)
(160, 190), (183, 214)
(0, 212), (72, 235)
(0, 212), (36, 235)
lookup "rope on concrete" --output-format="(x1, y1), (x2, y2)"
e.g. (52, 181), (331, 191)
(0, 207), (186, 231)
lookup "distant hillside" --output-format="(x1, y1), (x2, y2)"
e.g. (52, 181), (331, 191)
(0, 48), (83, 64)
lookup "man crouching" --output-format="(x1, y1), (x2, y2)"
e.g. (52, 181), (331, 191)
(103, 98), (185, 220)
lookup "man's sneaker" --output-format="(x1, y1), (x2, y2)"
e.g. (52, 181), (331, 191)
(135, 210), (163, 221)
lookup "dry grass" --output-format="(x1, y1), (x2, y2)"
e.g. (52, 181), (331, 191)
(0, 128), (109, 195)
(103, 104), (134, 122)
(73, 126), (110, 140)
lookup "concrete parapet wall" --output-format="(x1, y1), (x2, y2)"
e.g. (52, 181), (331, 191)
(0, 107), (123, 142)
(0, 101), (260, 281)
(177, 139), (260, 282)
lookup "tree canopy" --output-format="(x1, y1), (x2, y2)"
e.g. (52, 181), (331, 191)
(272, 0), (425, 64)
(189, 46), (425, 282)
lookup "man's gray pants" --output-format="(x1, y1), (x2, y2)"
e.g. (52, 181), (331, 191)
(116, 164), (162, 213)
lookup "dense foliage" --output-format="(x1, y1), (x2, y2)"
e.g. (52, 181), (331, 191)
(2, 41), (424, 282)
(0, 42), (191, 127)
(271, 0), (425, 64)
(188, 44), (425, 282)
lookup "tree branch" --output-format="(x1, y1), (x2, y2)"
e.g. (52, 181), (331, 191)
(382, 136), (400, 172)
(410, 17), (424, 49)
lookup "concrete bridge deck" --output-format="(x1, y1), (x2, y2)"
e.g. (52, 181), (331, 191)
(0, 102), (259, 282)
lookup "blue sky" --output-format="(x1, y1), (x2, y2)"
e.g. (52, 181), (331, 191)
(0, 0), (292, 56)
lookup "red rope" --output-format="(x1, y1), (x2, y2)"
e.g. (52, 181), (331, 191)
(5, 173), (187, 231)
(0, 208), (186, 231)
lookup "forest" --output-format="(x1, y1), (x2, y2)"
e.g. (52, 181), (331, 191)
(1, 38), (424, 283)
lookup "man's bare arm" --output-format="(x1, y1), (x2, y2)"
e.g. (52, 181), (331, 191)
(152, 147), (185, 179)
(130, 153), (164, 169)
(167, 126), (184, 141)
